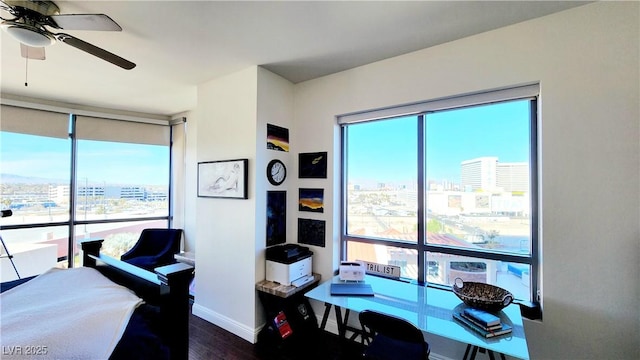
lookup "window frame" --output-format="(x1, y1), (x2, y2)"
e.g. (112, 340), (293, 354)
(339, 86), (541, 318)
(0, 105), (176, 269)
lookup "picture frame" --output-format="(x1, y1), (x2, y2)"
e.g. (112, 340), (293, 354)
(267, 191), (287, 246)
(267, 124), (290, 152)
(298, 218), (326, 247)
(197, 159), (248, 199)
(298, 151), (327, 178)
(298, 188), (324, 213)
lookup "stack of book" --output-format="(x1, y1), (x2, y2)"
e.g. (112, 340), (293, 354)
(453, 308), (513, 339)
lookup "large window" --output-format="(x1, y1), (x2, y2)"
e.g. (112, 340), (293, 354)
(341, 85), (540, 312)
(74, 115), (171, 259)
(0, 105), (175, 281)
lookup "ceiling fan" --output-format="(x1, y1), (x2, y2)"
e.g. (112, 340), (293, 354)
(0, 0), (135, 69)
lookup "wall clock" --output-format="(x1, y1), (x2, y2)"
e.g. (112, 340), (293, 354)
(267, 159), (287, 186)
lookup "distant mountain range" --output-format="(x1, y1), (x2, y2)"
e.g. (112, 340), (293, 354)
(1, 174), (68, 185)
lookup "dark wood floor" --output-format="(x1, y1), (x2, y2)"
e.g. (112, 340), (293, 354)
(188, 311), (363, 360)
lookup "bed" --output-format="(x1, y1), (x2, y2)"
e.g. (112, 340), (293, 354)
(0, 239), (194, 360)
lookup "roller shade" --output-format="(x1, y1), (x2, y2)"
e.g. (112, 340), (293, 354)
(0, 105), (69, 139)
(76, 115), (170, 146)
(337, 83), (539, 125)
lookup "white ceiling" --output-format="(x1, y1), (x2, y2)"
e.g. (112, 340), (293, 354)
(1, 1), (589, 116)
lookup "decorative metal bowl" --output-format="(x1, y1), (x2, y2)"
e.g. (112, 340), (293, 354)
(452, 278), (514, 313)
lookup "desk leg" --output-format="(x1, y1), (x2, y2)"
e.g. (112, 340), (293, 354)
(487, 349), (495, 360)
(463, 345), (506, 360)
(320, 302), (332, 330)
(463, 344), (472, 360)
(343, 309), (351, 338)
(319, 302), (347, 339)
(334, 306), (346, 338)
(319, 303), (354, 342)
(463, 345), (479, 360)
(470, 346), (479, 359)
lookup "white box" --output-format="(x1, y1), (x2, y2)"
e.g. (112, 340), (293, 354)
(266, 256), (312, 285)
(339, 261), (366, 281)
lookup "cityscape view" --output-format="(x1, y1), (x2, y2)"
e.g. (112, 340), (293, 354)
(346, 157), (532, 300)
(343, 100), (534, 300)
(1, 130), (170, 281)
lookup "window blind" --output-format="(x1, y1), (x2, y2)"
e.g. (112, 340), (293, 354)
(75, 115), (170, 146)
(0, 105), (69, 139)
(337, 83), (539, 125)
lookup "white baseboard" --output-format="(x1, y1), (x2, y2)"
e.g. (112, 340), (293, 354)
(191, 303), (259, 344)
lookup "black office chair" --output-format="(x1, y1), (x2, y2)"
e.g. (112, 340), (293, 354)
(120, 228), (183, 271)
(359, 309), (430, 360)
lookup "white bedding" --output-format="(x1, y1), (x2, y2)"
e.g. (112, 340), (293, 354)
(0, 267), (143, 360)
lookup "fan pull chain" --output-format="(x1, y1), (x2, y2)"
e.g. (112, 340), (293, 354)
(25, 56), (28, 87)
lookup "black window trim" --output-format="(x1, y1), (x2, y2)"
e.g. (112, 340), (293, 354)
(340, 87), (541, 319)
(0, 113), (174, 267)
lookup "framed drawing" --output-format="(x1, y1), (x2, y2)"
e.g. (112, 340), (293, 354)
(298, 188), (324, 213)
(197, 159), (248, 199)
(267, 191), (287, 246)
(267, 124), (289, 152)
(298, 218), (326, 247)
(299, 151), (327, 178)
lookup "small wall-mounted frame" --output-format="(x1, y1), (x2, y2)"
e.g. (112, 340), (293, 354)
(298, 218), (326, 247)
(198, 159), (248, 199)
(267, 191), (287, 246)
(299, 151), (327, 178)
(298, 188), (324, 213)
(267, 124), (289, 152)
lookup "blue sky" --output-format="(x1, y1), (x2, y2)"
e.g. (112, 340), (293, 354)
(1, 133), (168, 185)
(2, 99), (529, 186)
(347, 100), (531, 184)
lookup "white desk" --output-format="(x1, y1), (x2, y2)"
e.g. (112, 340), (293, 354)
(305, 275), (530, 360)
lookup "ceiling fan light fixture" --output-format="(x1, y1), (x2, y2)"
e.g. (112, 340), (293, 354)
(2, 21), (56, 47)
(2, 1), (134, 69)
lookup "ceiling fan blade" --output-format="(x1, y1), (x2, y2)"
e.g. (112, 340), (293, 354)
(49, 14), (122, 31)
(20, 43), (45, 60)
(0, 1), (13, 14)
(55, 33), (135, 70)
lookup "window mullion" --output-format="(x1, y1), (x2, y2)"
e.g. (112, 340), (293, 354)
(68, 115), (77, 268)
(343, 235), (419, 250)
(417, 114), (426, 283)
(426, 244), (533, 265)
(529, 99), (540, 302)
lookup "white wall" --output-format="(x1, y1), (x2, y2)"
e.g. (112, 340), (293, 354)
(188, 66), (295, 342)
(255, 67), (296, 326)
(292, 2), (639, 359)
(190, 67), (260, 342)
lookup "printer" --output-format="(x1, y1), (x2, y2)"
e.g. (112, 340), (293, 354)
(266, 244), (313, 286)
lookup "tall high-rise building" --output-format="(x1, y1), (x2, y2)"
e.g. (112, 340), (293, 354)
(460, 157), (498, 191)
(497, 162), (529, 192)
(460, 157), (528, 193)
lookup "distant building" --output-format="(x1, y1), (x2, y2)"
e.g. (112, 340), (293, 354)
(461, 157), (528, 193)
(496, 162), (529, 192)
(461, 157), (498, 191)
(49, 185), (167, 202)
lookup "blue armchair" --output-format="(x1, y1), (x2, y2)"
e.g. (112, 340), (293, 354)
(120, 228), (183, 271)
